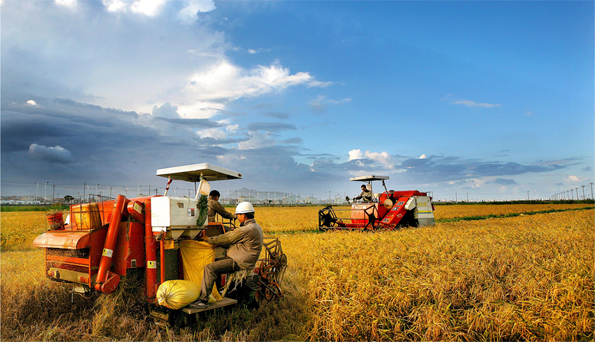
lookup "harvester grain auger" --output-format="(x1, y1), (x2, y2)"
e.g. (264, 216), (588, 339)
(33, 163), (287, 326)
(318, 175), (436, 231)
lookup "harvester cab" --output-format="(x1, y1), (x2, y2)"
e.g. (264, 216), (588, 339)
(318, 175), (435, 231)
(33, 163), (287, 325)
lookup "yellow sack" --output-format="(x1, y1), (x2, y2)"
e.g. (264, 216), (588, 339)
(179, 240), (222, 302)
(156, 280), (200, 309)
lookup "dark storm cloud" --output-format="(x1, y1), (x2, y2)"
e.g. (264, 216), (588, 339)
(0, 95), (233, 189)
(246, 122), (298, 132)
(1, 112), (71, 152)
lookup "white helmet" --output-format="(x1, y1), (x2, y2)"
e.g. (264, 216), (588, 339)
(235, 201), (255, 214)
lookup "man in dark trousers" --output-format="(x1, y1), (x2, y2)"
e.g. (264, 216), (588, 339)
(190, 201), (263, 308)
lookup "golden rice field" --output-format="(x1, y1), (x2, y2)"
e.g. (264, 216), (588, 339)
(1, 203), (593, 341)
(431, 203), (592, 220)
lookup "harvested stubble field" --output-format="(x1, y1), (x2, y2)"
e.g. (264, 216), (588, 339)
(1, 203), (593, 341)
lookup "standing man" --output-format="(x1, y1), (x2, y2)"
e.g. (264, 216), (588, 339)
(190, 201), (263, 308)
(208, 190), (236, 223)
(353, 184), (373, 202)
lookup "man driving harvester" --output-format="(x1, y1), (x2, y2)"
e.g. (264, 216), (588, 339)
(353, 184), (373, 202)
(190, 201), (263, 309)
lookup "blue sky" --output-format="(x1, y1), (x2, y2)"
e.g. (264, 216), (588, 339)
(2, 0), (593, 201)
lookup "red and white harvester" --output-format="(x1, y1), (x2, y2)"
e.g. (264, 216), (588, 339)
(33, 163), (287, 324)
(318, 175), (435, 231)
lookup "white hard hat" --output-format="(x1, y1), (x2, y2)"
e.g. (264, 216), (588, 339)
(235, 201), (255, 214)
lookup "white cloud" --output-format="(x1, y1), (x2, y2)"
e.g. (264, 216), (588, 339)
(177, 0), (216, 24)
(309, 95), (348, 113)
(442, 95), (501, 108)
(452, 99), (501, 108)
(26, 100), (38, 106)
(103, 0), (217, 20)
(226, 124), (239, 133)
(55, 0), (77, 8)
(180, 60), (328, 118)
(348, 149), (364, 161)
(566, 175), (582, 182)
(216, 154), (246, 164)
(104, 0), (127, 12)
(152, 102), (180, 118)
(102, 0), (166, 16)
(130, 0), (167, 16)
(238, 131), (275, 150)
(197, 128), (227, 139)
(328, 98), (351, 104)
(177, 101), (226, 119)
(348, 149), (393, 168)
(365, 151), (391, 166)
(28, 144), (74, 163)
(419, 154), (426, 159)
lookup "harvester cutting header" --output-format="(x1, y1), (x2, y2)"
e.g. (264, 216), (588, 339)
(33, 163), (287, 324)
(318, 175), (435, 231)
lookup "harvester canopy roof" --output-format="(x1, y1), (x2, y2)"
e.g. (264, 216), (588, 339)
(349, 175), (390, 182)
(156, 163), (242, 183)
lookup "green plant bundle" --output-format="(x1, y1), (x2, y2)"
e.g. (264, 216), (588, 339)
(197, 194), (208, 226)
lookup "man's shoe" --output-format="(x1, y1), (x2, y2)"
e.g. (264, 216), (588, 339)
(188, 300), (209, 309)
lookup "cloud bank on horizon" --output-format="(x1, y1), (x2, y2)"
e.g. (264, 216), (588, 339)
(2, 0), (593, 200)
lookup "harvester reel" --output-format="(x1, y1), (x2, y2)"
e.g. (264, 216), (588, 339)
(318, 206), (338, 230)
(255, 237), (287, 303)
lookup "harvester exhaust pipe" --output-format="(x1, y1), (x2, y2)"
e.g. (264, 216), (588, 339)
(94, 194), (126, 294)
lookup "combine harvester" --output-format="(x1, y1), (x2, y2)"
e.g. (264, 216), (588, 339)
(33, 163), (287, 326)
(318, 175), (435, 231)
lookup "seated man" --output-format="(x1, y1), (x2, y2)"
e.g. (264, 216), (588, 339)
(190, 201), (263, 308)
(353, 185), (373, 202)
(208, 190), (237, 223)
